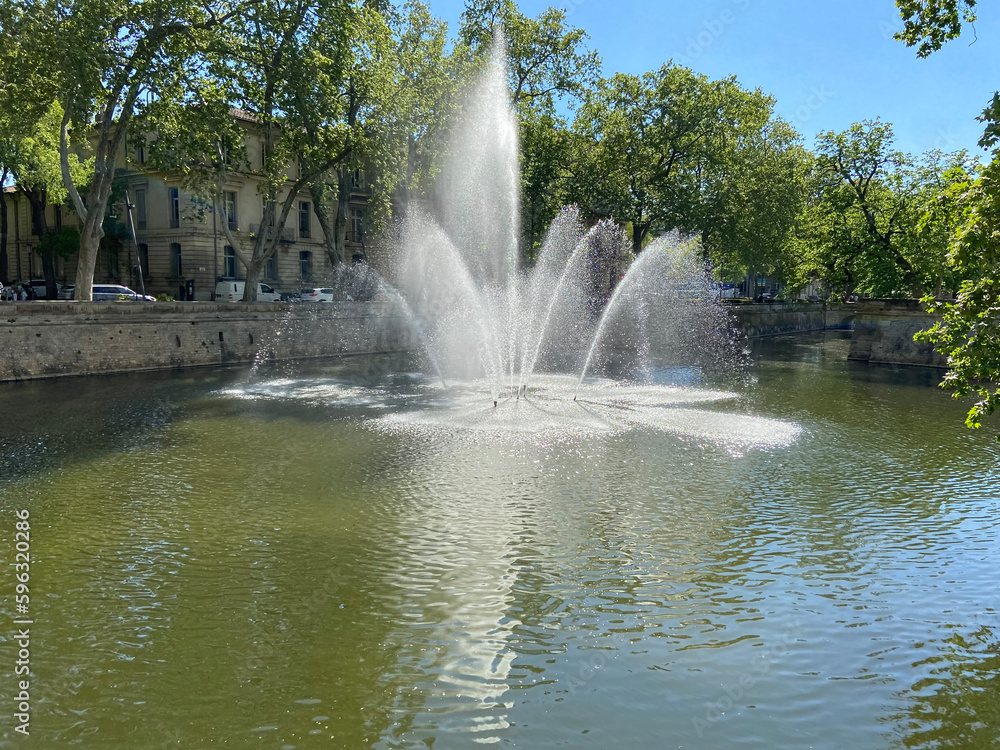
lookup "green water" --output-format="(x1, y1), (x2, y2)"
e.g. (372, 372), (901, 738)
(1, 333), (998, 749)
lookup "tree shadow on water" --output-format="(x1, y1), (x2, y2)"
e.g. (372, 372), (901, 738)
(888, 625), (1000, 749)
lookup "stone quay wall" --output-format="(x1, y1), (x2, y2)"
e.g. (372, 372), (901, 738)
(727, 302), (856, 338)
(729, 300), (947, 369)
(847, 299), (947, 368)
(0, 298), (949, 383)
(0, 302), (416, 383)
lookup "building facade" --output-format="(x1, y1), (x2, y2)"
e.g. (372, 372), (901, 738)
(1, 121), (369, 300)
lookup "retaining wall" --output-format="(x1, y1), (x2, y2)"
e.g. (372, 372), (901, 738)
(0, 298), (949, 383)
(727, 303), (856, 338)
(0, 301), (416, 382)
(847, 299), (947, 368)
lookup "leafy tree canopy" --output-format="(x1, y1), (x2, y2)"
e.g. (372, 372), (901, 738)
(895, 0), (978, 57)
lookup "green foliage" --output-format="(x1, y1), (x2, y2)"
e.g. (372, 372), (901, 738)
(892, 0), (1000, 434)
(790, 120), (968, 299)
(916, 152), (1000, 433)
(569, 62), (803, 279)
(459, 0), (600, 111)
(38, 228), (81, 259)
(1, 0), (241, 299)
(895, 0), (978, 57)
(3, 101), (91, 204)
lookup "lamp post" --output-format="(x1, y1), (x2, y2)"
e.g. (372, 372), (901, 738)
(123, 190), (146, 299)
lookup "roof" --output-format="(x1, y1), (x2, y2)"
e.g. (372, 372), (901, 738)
(229, 107), (259, 123)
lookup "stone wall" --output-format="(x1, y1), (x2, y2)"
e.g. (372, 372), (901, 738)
(847, 299), (947, 368)
(0, 298), (950, 383)
(0, 301), (416, 382)
(727, 303), (855, 338)
(727, 300), (947, 369)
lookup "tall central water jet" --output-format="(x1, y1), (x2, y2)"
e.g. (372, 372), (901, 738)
(390, 28), (734, 399)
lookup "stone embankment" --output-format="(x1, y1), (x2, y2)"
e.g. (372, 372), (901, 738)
(0, 301), (415, 382)
(728, 299), (946, 368)
(726, 302), (855, 338)
(846, 299), (947, 368)
(0, 298), (946, 383)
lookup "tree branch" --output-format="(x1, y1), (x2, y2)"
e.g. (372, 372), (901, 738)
(59, 107), (88, 220)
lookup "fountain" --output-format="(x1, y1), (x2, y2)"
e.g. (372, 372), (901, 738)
(369, 32), (744, 421)
(236, 28), (794, 452)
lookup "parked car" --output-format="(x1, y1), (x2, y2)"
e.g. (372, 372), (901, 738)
(60, 284), (153, 301)
(90, 284), (155, 301)
(214, 280), (282, 303)
(24, 279), (64, 299)
(299, 287), (335, 302)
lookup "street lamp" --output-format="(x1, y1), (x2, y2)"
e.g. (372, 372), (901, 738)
(115, 191), (147, 299)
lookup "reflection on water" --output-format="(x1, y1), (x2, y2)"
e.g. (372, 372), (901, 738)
(0, 334), (998, 749)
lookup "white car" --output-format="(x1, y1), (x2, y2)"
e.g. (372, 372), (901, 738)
(90, 284), (155, 301)
(299, 287), (335, 302)
(215, 281), (282, 303)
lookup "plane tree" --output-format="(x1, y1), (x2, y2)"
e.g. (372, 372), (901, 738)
(790, 121), (970, 299)
(891, 0), (1000, 433)
(0, 0), (242, 300)
(143, 0), (449, 297)
(571, 62), (802, 279)
(3, 103), (92, 298)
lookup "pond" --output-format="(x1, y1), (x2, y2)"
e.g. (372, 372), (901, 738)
(1, 332), (998, 749)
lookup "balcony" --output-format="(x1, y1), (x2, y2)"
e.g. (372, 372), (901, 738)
(250, 223), (296, 243)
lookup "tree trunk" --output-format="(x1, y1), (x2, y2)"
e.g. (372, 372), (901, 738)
(631, 223), (644, 257)
(310, 183), (342, 269)
(0, 172), (9, 285)
(22, 186), (60, 299)
(41, 251), (57, 299)
(242, 257), (264, 302)
(406, 133), (417, 207)
(75, 210), (106, 301)
(334, 166), (351, 265)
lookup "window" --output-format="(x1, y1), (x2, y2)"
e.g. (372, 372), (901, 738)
(299, 250), (312, 280)
(170, 242), (182, 277)
(351, 169), (363, 189)
(261, 196), (274, 227)
(265, 253), (277, 280)
(224, 191), (237, 231)
(54, 204), (62, 230)
(299, 201), (310, 239)
(224, 245), (236, 278)
(169, 187), (180, 228)
(350, 207), (363, 242)
(136, 144), (145, 163)
(137, 243), (149, 278)
(135, 189), (146, 230)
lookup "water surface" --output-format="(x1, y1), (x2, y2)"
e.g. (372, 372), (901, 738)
(0, 333), (997, 749)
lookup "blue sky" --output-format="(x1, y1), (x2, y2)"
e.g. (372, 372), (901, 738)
(431, 0), (1000, 158)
